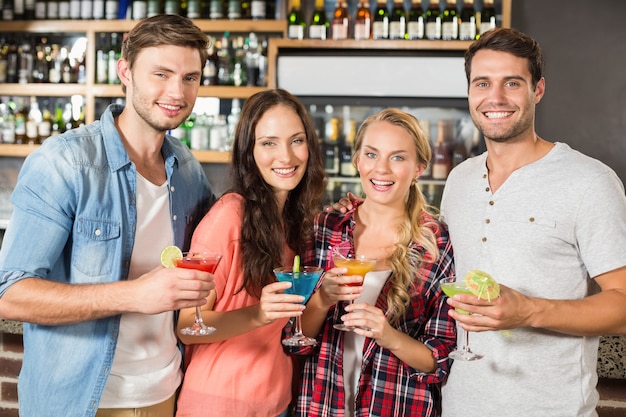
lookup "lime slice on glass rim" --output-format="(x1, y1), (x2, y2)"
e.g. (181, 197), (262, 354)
(293, 255), (301, 275)
(160, 245), (182, 268)
(464, 269), (500, 301)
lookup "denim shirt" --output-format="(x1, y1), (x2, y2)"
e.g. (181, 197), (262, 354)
(0, 104), (215, 417)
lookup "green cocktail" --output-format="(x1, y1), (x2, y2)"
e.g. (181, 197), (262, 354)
(440, 281), (473, 314)
(440, 278), (483, 361)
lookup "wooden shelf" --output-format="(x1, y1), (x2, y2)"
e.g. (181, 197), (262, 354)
(0, 144), (231, 163)
(0, 19), (286, 34)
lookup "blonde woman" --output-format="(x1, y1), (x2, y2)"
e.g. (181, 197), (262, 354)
(288, 108), (456, 416)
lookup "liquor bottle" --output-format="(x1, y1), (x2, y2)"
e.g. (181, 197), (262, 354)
(32, 40), (49, 82)
(146, 0), (162, 16)
(240, 0), (250, 19)
(371, 0), (389, 40)
(14, 98), (26, 144)
(107, 33), (121, 85)
(58, 0), (70, 17)
(479, 0), (496, 36)
(245, 32), (260, 86)
(322, 105), (340, 175)
(24, 0), (35, 19)
(0, 42), (8, 83)
(17, 42), (33, 84)
(80, 0), (93, 19)
(187, 0), (201, 18)
(47, 0), (60, 18)
(202, 41), (218, 85)
(2, 0), (15, 21)
(37, 99), (52, 143)
(406, 0), (424, 39)
(287, 0), (305, 40)
(216, 32), (232, 85)
(104, 0), (117, 18)
(26, 97), (42, 145)
(331, 0), (349, 40)
(95, 32), (109, 84)
(458, 0), (476, 40)
(132, 0), (147, 18)
(51, 99), (64, 135)
(308, 0), (329, 40)
(34, 0), (47, 19)
(0, 101), (16, 144)
(69, 0), (80, 18)
(92, 0), (105, 18)
(354, 0), (371, 40)
(227, 0), (241, 19)
(207, 0), (222, 17)
(441, 0), (458, 40)
(431, 120), (452, 180)
(14, 0), (25, 20)
(250, 0), (265, 19)
(164, 0), (179, 14)
(388, 0), (406, 40)
(424, 0), (441, 40)
(339, 119), (357, 177)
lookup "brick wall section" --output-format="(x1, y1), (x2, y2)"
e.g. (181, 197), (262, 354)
(0, 333), (22, 417)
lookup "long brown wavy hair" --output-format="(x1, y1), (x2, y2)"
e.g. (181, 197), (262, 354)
(353, 108), (440, 324)
(229, 89), (326, 298)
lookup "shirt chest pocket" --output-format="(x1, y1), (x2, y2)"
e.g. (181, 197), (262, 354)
(72, 218), (121, 279)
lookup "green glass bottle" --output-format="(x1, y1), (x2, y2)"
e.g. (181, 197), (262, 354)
(441, 0), (458, 40)
(287, 0), (305, 39)
(424, 0), (441, 40)
(459, 0), (476, 40)
(388, 0), (406, 40)
(371, 0), (389, 39)
(309, 0), (329, 39)
(406, 0), (424, 40)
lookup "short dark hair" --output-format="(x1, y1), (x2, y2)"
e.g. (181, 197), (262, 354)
(465, 27), (545, 88)
(122, 14), (209, 71)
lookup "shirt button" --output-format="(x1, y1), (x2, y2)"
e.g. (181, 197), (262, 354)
(529, 217), (535, 222)
(171, 186), (175, 192)
(485, 219), (490, 224)
(482, 237), (487, 242)
(173, 215), (177, 221)
(489, 200), (494, 206)
(94, 229), (101, 236)
(485, 187), (490, 192)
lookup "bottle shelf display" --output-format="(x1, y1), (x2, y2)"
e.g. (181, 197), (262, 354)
(0, 0), (511, 170)
(0, 18), (287, 163)
(286, 0), (510, 41)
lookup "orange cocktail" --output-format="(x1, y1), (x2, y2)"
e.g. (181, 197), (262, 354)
(333, 257), (377, 286)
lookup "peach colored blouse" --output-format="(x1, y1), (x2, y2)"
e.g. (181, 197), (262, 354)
(176, 193), (294, 417)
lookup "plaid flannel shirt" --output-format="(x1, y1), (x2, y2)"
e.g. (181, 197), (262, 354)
(286, 207), (456, 417)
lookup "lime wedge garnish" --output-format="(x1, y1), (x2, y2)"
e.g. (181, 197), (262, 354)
(464, 270), (500, 301)
(293, 255), (301, 274)
(160, 245), (182, 268)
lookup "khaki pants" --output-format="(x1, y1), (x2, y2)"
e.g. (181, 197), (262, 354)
(95, 393), (176, 417)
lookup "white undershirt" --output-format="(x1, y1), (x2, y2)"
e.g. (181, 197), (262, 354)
(99, 173), (181, 408)
(343, 269), (392, 416)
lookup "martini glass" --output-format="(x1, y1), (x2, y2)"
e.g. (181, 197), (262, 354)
(176, 251), (222, 336)
(331, 242), (377, 332)
(440, 277), (483, 361)
(274, 266), (324, 346)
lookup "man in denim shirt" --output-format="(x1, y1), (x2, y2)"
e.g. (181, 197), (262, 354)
(0, 15), (217, 417)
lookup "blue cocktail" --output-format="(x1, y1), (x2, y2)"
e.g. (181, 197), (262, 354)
(274, 266), (323, 346)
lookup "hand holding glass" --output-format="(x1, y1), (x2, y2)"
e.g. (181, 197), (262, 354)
(274, 266), (324, 346)
(331, 243), (377, 332)
(440, 277), (483, 361)
(176, 251), (222, 336)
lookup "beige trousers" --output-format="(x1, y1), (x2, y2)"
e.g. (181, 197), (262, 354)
(95, 393), (176, 417)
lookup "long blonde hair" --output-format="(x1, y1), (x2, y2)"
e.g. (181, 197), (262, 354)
(353, 108), (440, 324)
